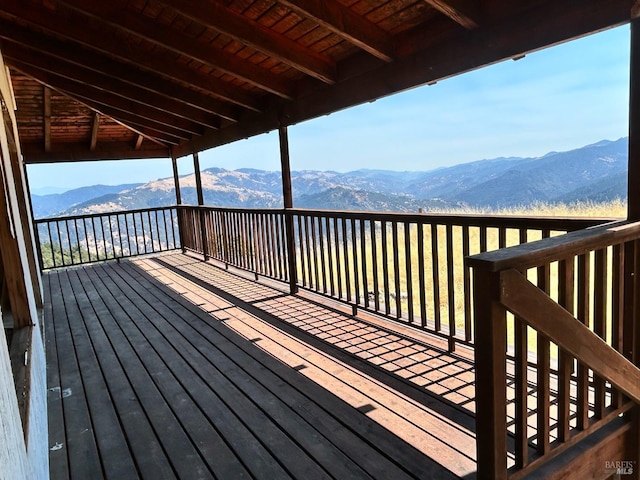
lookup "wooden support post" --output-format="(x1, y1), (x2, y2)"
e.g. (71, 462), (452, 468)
(630, 14), (640, 453)
(172, 153), (182, 205)
(629, 18), (640, 220)
(171, 151), (185, 253)
(193, 152), (204, 207)
(472, 267), (508, 480)
(279, 125), (298, 294)
(626, 22), (640, 463)
(193, 152), (207, 260)
(631, 240), (640, 468)
(0, 108), (35, 327)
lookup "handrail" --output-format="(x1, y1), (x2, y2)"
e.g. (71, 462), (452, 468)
(34, 206), (180, 269)
(181, 204), (612, 230)
(467, 217), (640, 479)
(179, 204), (612, 352)
(467, 219), (637, 271)
(501, 269), (640, 404)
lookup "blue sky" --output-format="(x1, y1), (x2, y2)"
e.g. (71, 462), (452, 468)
(27, 24), (630, 193)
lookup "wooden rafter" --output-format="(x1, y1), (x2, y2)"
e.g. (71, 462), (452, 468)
(21, 142), (170, 163)
(135, 134), (144, 151)
(9, 61), (204, 137)
(43, 86), (51, 153)
(265, 0), (394, 62)
(90, 112), (100, 151)
(0, 1), (262, 111)
(424, 0), (480, 29)
(56, 0), (295, 99)
(3, 44), (222, 129)
(0, 19), (241, 122)
(33, 84), (184, 146)
(163, 0), (338, 84)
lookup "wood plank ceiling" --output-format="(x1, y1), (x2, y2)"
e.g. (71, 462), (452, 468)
(0, 0), (635, 163)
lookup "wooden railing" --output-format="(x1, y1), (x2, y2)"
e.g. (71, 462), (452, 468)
(179, 205), (608, 350)
(467, 220), (640, 479)
(34, 206), (180, 270)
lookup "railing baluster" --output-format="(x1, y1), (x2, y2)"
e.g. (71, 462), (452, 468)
(392, 221), (401, 319)
(418, 223), (427, 328)
(576, 253), (591, 430)
(593, 248), (608, 419)
(462, 225), (472, 342)
(370, 219), (379, 312)
(431, 223), (441, 332)
(310, 216), (320, 293)
(514, 315), (529, 469)
(557, 258), (574, 443)
(381, 221), (390, 316)
(360, 219), (369, 309)
(612, 243), (625, 408)
(47, 222), (56, 268)
(334, 217), (343, 299)
(146, 209), (153, 253)
(536, 258), (551, 455)
(404, 222), (413, 323)
(480, 225), (487, 253)
(305, 216), (314, 289)
(325, 216), (335, 296)
(74, 218), (82, 264)
(446, 224), (456, 349)
(350, 218), (359, 305)
(294, 215), (303, 287)
(341, 217), (350, 302)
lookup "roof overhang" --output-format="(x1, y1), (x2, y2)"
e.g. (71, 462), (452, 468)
(0, 0), (635, 164)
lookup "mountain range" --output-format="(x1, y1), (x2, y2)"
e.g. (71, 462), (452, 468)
(31, 137), (629, 219)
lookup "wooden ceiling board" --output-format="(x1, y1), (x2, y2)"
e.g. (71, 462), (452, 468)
(0, 0), (632, 163)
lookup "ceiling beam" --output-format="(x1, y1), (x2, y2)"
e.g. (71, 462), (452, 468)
(0, 1), (262, 111)
(3, 43), (222, 130)
(424, 0), (480, 29)
(90, 112), (100, 151)
(7, 60), (204, 137)
(21, 142), (171, 163)
(0, 19), (242, 122)
(55, 0), (295, 99)
(163, 0), (337, 84)
(135, 135), (144, 151)
(43, 86), (51, 153)
(264, 0), (394, 62)
(174, 0), (631, 157)
(11, 70), (185, 145)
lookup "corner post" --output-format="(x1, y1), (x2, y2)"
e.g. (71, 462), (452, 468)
(193, 152), (208, 260)
(629, 17), (640, 220)
(279, 125), (298, 294)
(472, 266), (508, 480)
(628, 13), (640, 466)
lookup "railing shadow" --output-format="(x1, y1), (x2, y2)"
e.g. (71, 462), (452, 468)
(148, 255), (478, 435)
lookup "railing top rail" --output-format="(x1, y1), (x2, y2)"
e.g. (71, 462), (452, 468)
(180, 204), (614, 230)
(35, 205), (178, 223)
(178, 205), (285, 215)
(466, 219), (640, 272)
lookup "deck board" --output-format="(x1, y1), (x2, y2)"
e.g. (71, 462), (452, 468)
(45, 253), (477, 479)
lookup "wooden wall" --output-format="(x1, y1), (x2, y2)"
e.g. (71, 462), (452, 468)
(0, 51), (48, 480)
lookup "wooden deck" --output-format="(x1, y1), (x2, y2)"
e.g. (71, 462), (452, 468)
(44, 252), (478, 480)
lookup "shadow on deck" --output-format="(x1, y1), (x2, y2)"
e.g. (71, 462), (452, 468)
(44, 252), (478, 480)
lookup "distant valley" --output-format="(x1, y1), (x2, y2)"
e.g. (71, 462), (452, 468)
(31, 137), (629, 218)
